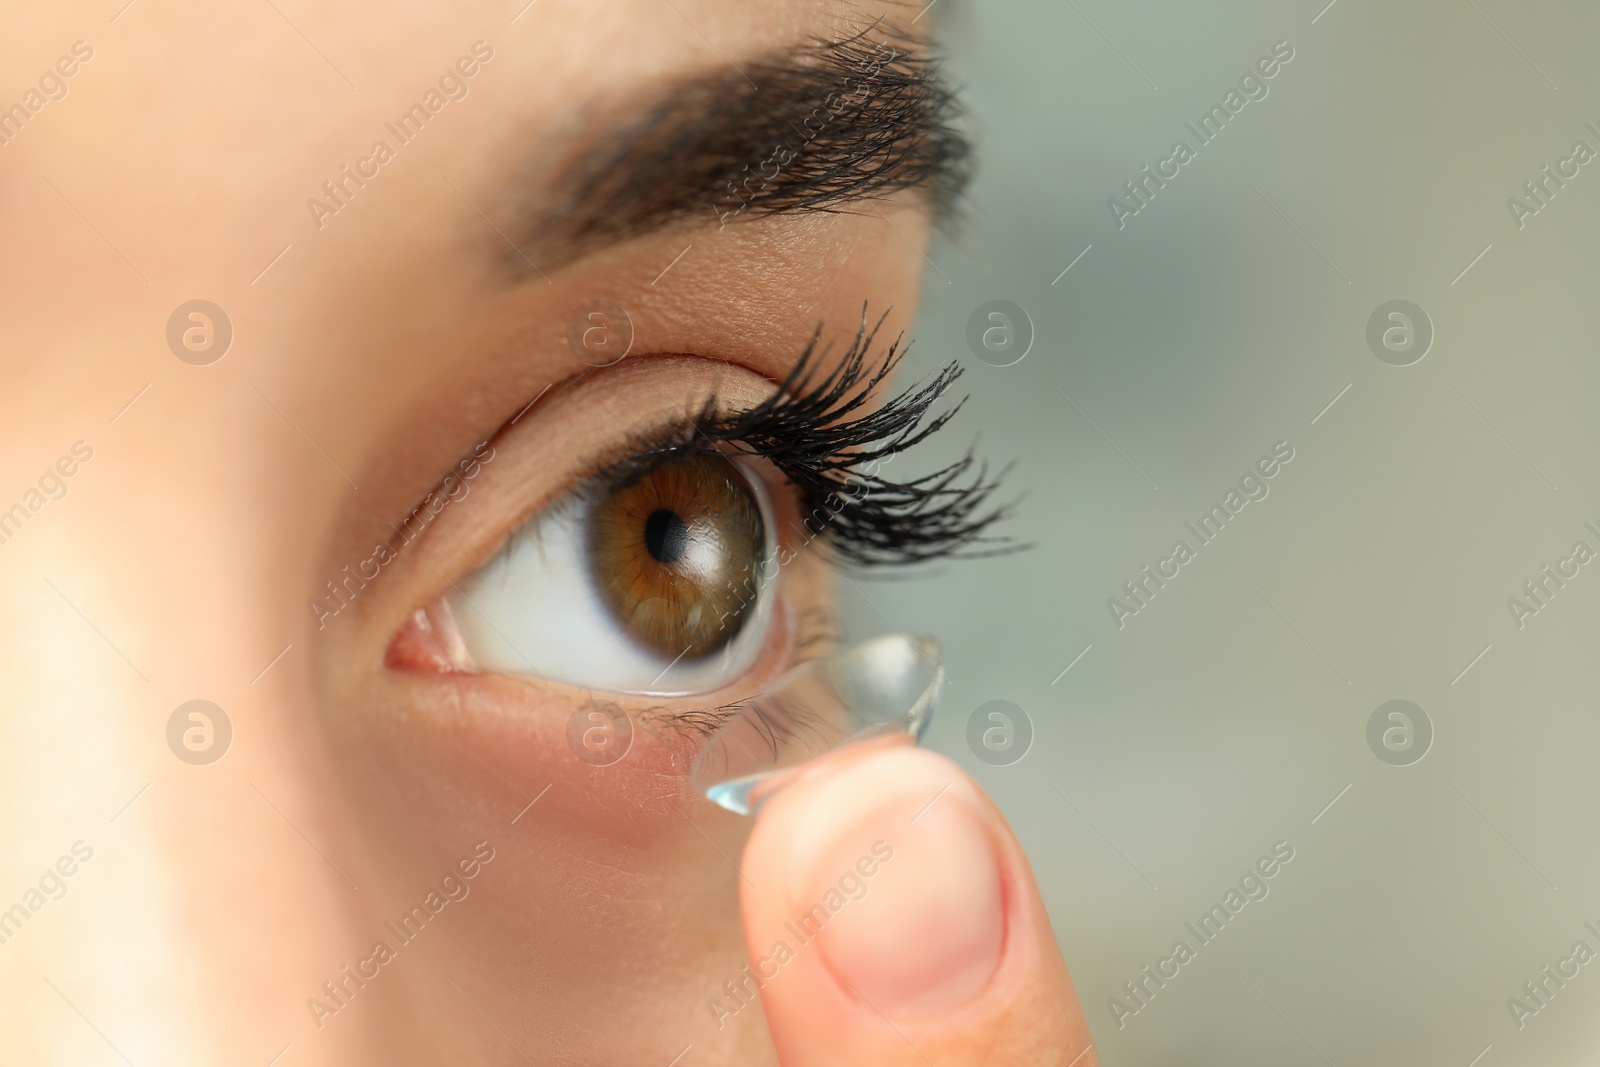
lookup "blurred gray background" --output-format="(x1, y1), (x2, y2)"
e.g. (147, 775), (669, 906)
(841, 0), (1600, 1062)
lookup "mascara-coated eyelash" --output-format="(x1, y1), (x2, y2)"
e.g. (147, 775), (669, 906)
(595, 307), (1016, 567)
(401, 315), (1012, 701)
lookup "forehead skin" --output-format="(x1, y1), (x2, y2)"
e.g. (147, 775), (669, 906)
(0, 1), (939, 1064)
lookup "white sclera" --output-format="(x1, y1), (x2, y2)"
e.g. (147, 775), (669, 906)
(690, 633), (944, 815)
(446, 483), (776, 697)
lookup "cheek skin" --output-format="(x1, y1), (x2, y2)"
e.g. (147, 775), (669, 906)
(323, 668), (760, 1058)
(301, 189), (927, 1067)
(302, 271), (921, 1060)
(316, 541), (834, 1062)
(6, 0), (942, 1058)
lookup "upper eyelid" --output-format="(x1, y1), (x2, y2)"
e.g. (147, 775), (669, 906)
(382, 320), (1009, 617)
(489, 404), (756, 531)
(370, 357), (770, 572)
(377, 439), (499, 556)
(486, 412), (795, 575)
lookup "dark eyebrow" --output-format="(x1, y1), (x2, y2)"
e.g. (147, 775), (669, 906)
(498, 30), (971, 277)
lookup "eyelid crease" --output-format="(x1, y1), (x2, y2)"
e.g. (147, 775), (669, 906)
(479, 304), (1018, 575)
(378, 437), (499, 558)
(479, 419), (750, 574)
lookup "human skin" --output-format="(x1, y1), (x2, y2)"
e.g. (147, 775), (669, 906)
(0, 1), (1096, 1064)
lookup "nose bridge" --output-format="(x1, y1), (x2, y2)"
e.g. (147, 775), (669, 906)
(0, 338), (358, 1045)
(0, 333), (368, 736)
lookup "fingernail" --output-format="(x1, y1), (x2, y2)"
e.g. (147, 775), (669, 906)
(785, 748), (1005, 1018)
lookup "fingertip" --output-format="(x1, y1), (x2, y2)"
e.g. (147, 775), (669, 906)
(739, 745), (1093, 1066)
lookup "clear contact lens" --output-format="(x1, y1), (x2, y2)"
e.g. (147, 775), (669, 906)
(690, 633), (943, 815)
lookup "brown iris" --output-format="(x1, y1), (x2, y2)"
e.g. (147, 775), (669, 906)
(587, 452), (766, 659)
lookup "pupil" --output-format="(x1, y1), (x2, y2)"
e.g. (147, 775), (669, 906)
(587, 451), (766, 662)
(643, 508), (689, 564)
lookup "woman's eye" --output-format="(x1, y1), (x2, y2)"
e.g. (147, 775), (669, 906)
(444, 450), (780, 695)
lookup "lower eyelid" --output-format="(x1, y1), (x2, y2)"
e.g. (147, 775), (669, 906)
(389, 534), (842, 740)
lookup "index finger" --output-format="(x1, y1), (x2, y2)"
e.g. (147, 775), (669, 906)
(736, 744), (1098, 1066)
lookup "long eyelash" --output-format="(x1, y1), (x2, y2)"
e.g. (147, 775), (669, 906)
(629, 306), (1019, 567)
